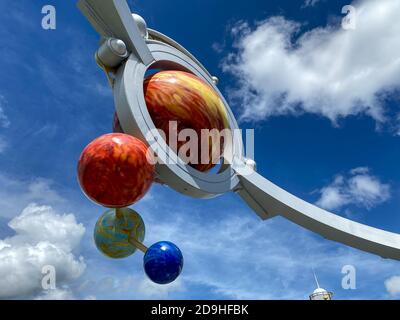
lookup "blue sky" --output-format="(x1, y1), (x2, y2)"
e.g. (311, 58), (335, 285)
(0, 0), (400, 299)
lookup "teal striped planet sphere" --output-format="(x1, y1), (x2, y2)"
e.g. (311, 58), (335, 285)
(94, 208), (145, 259)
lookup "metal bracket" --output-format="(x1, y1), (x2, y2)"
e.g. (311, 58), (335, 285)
(77, 0), (154, 65)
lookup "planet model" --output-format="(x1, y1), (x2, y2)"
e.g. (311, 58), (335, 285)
(144, 70), (230, 172)
(77, 133), (155, 208)
(143, 241), (184, 284)
(94, 207), (145, 259)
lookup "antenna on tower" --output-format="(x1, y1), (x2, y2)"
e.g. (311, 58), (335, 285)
(312, 268), (320, 289)
(309, 268), (333, 300)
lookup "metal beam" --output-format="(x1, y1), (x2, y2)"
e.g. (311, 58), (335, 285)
(77, 0), (154, 65)
(235, 163), (400, 260)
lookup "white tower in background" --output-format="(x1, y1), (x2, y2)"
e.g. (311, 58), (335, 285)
(309, 270), (333, 300)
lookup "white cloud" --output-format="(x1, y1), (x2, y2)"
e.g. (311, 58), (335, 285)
(0, 174), (65, 218)
(77, 274), (184, 299)
(385, 276), (400, 296)
(316, 167), (390, 211)
(137, 277), (185, 298)
(0, 136), (7, 153)
(0, 96), (10, 153)
(9, 203), (84, 251)
(223, 0), (400, 126)
(34, 288), (96, 300)
(0, 204), (86, 299)
(396, 113), (400, 136)
(303, 0), (321, 8)
(34, 288), (76, 300)
(0, 95), (10, 128)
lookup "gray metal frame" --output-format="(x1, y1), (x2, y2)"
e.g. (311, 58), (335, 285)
(113, 44), (243, 198)
(77, 0), (400, 260)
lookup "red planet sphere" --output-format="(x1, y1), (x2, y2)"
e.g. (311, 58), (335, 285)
(77, 133), (155, 208)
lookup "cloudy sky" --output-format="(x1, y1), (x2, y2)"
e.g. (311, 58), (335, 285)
(0, 0), (399, 299)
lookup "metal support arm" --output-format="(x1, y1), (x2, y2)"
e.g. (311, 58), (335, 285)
(77, 0), (154, 65)
(234, 162), (400, 260)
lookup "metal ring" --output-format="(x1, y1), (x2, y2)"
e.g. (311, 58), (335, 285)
(114, 42), (243, 198)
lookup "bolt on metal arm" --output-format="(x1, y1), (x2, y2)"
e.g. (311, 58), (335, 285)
(77, 0), (154, 65)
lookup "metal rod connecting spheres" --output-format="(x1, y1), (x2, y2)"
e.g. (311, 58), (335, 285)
(115, 208), (148, 253)
(128, 237), (148, 254)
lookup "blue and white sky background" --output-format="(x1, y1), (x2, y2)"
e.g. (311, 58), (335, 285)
(0, 0), (400, 300)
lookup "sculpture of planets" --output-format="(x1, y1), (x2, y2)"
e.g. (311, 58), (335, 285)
(77, 133), (155, 207)
(143, 241), (184, 284)
(94, 207), (145, 259)
(144, 70), (230, 172)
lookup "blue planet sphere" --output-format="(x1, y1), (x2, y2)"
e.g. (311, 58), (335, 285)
(143, 241), (184, 284)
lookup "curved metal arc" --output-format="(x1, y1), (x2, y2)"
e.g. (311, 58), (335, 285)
(147, 29), (213, 79)
(234, 162), (400, 260)
(77, 0), (154, 65)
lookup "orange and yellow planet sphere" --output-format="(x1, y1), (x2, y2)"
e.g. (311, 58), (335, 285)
(144, 70), (229, 172)
(114, 70), (230, 172)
